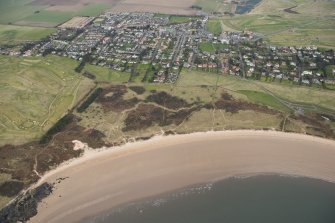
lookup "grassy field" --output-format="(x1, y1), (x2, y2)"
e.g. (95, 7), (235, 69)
(169, 15), (199, 24)
(0, 0), (110, 27)
(21, 3), (109, 27)
(206, 19), (222, 35)
(130, 63), (150, 83)
(0, 55), (95, 146)
(199, 42), (228, 53)
(84, 64), (130, 83)
(0, 25), (55, 45)
(177, 69), (335, 113)
(221, 0), (335, 48)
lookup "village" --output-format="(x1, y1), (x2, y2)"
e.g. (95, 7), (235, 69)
(1, 12), (334, 86)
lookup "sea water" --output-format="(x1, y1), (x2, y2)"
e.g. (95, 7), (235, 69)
(235, 0), (263, 14)
(83, 175), (335, 223)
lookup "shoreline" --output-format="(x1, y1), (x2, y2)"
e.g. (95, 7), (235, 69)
(32, 130), (335, 187)
(27, 130), (335, 223)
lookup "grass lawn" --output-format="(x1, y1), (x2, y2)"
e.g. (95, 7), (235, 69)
(199, 42), (228, 53)
(84, 64), (130, 83)
(130, 63), (150, 83)
(0, 25), (55, 45)
(238, 90), (290, 112)
(169, 15), (199, 24)
(0, 55), (95, 146)
(206, 19), (222, 35)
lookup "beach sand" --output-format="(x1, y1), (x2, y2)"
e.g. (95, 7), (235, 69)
(29, 131), (335, 223)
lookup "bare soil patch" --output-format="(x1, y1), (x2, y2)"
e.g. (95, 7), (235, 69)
(58, 16), (95, 29)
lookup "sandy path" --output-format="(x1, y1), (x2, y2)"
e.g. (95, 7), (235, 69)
(29, 131), (335, 223)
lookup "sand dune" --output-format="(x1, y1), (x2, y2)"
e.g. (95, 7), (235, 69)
(29, 131), (335, 223)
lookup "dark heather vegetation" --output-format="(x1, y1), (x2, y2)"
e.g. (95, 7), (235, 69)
(0, 183), (53, 223)
(40, 114), (74, 144)
(0, 181), (24, 197)
(129, 86), (146, 95)
(82, 71), (96, 80)
(97, 85), (140, 112)
(145, 91), (192, 109)
(77, 88), (103, 113)
(123, 104), (201, 131)
(207, 92), (279, 115)
(0, 115), (106, 199)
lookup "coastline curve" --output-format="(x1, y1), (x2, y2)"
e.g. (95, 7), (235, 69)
(28, 130), (335, 223)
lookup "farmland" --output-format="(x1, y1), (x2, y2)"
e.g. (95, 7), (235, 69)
(0, 0), (110, 27)
(0, 25), (55, 45)
(221, 0), (335, 48)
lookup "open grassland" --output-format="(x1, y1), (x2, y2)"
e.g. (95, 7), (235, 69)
(221, 0), (335, 48)
(84, 64), (130, 83)
(0, 25), (55, 45)
(206, 19), (222, 35)
(0, 55), (95, 146)
(178, 69), (335, 113)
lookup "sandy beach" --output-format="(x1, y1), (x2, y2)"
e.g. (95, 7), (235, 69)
(28, 131), (335, 223)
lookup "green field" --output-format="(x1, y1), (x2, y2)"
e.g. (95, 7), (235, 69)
(0, 25), (55, 45)
(199, 42), (228, 53)
(221, 0), (335, 48)
(206, 19), (222, 35)
(0, 0), (110, 27)
(178, 69), (335, 113)
(169, 15), (199, 24)
(84, 64), (131, 83)
(0, 55), (95, 146)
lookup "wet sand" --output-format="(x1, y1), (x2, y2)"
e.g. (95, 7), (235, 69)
(29, 131), (335, 223)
